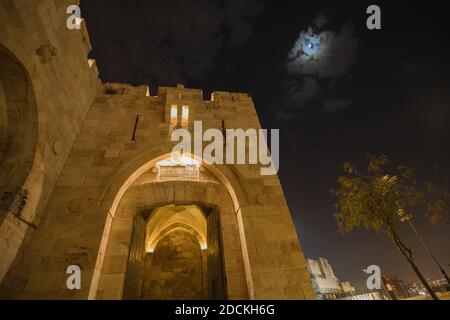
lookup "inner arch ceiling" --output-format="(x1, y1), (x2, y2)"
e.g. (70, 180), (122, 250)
(145, 204), (207, 252)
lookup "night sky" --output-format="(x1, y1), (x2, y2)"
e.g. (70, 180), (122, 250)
(81, 0), (450, 289)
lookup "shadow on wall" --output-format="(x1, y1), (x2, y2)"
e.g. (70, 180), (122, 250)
(0, 45), (40, 283)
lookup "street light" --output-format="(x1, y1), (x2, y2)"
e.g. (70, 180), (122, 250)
(397, 208), (450, 287)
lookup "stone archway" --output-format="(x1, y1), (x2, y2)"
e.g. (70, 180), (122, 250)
(93, 155), (249, 300)
(124, 204), (213, 300)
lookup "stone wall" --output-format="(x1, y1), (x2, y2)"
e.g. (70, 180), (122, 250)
(0, 0), (100, 283)
(0, 1), (314, 300)
(0, 82), (314, 299)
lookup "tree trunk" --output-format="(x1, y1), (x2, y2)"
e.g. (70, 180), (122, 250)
(390, 228), (439, 300)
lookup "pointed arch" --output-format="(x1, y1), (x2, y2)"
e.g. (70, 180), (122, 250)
(88, 148), (253, 299)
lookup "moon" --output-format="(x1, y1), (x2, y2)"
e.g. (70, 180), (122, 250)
(301, 34), (322, 57)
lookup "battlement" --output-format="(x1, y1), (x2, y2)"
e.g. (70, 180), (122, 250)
(100, 82), (252, 103)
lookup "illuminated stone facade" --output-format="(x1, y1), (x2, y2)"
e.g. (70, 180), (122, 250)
(307, 258), (342, 297)
(0, 0), (314, 300)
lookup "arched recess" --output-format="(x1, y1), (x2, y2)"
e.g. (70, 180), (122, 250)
(0, 45), (43, 283)
(89, 151), (252, 300)
(0, 45), (38, 218)
(146, 205), (207, 252)
(125, 204), (212, 300)
(150, 222), (205, 252)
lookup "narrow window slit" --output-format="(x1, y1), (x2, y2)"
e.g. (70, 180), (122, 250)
(132, 115), (139, 141)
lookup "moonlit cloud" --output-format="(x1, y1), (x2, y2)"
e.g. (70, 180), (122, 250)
(278, 13), (358, 120)
(287, 25), (358, 79)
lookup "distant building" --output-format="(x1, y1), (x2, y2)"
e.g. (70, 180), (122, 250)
(307, 257), (349, 299)
(340, 281), (356, 293)
(405, 282), (425, 297)
(307, 257), (384, 300)
(307, 258), (342, 298)
(429, 279), (450, 293)
(382, 276), (410, 299)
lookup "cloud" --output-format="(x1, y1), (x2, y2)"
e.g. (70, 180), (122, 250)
(313, 11), (327, 29)
(275, 111), (297, 121)
(83, 0), (266, 84)
(285, 77), (322, 109)
(279, 13), (358, 120)
(322, 98), (353, 113)
(287, 25), (358, 79)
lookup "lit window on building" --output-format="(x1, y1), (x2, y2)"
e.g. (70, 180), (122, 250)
(170, 105), (178, 126)
(181, 105), (189, 126)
